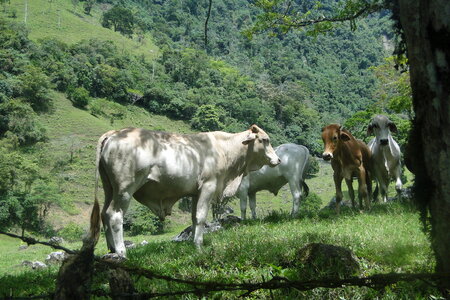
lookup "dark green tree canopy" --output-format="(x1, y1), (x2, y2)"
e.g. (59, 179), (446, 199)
(101, 5), (135, 37)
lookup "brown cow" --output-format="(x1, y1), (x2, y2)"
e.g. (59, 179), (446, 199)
(321, 124), (372, 213)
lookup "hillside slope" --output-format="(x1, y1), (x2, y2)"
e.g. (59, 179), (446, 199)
(4, 0), (158, 59)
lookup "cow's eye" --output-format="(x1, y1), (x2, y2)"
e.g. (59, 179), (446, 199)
(333, 136), (338, 141)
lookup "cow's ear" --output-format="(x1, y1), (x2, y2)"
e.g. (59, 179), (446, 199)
(250, 124), (259, 133)
(340, 132), (351, 141)
(388, 122), (398, 133)
(242, 133), (257, 145)
(367, 123), (374, 136)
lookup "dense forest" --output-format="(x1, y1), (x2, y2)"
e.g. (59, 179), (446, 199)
(0, 0), (411, 241)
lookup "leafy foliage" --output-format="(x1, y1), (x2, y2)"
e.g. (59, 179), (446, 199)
(102, 5), (135, 37)
(58, 222), (85, 242)
(123, 204), (166, 236)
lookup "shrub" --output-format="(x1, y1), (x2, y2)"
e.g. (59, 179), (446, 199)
(18, 65), (53, 112)
(123, 204), (166, 236)
(299, 193), (322, 218)
(306, 155), (319, 178)
(58, 222), (84, 242)
(191, 104), (224, 132)
(0, 99), (47, 145)
(67, 86), (90, 108)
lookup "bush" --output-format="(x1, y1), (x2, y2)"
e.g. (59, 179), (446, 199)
(123, 204), (166, 236)
(67, 86), (90, 108)
(58, 222), (85, 242)
(191, 104), (224, 132)
(306, 155), (319, 178)
(0, 99), (47, 145)
(299, 193), (322, 218)
(18, 65), (53, 112)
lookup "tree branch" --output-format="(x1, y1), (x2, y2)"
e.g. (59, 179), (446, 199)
(0, 231), (78, 255)
(204, 0), (213, 50)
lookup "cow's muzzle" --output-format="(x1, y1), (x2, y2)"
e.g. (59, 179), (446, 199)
(380, 139), (389, 146)
(269, 157), (281, 167)
(322, 152), (333, 161)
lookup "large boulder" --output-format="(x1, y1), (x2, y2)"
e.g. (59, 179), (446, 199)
(295, 243), (360, 279)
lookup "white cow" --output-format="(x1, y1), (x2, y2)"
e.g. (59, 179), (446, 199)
(95, 125), (280, 255)
(367, 115), (403, 202)
(237, 143), (310, 219)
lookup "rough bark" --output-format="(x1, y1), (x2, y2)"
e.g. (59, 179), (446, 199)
(398, 0), (450, 291)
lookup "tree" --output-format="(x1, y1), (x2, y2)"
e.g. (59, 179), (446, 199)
(101, 5), (135, 37)
(395, 0), (450, 286)
(18, 65), (53, 112)
(83, 0), (94, 15)
(191, 104), (224, 131)
(247, 0), (450, 290)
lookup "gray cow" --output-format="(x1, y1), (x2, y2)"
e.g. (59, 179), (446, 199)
(367, 115), (403, 202)
(237, 143), (310, 219)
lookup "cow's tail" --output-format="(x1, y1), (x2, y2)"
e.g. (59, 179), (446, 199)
(301, 146), (311, 198)
(93, 130), (116, 238)
(301, 181), (310, 198)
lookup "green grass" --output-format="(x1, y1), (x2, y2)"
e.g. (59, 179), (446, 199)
(0, 201), (435, 298)
(2, 0), (158, 59)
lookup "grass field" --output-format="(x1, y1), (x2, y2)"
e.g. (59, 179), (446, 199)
(1, 0), (158, 59)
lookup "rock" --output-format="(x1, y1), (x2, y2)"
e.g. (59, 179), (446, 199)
(295, 243), (360, 279)
(325, 197), (352, 209)
(32, 261), (48, 269)
(18, 245), (28, 251)
(21, 260), (33, 267)
(218, 215), (241, 227)
(173, 215), (241, 242)
(124, 240), (136, 249)
(49, 236), (64, 245)
(22, 260), (47, 269)
(101, 253), (126, 263)
(45, 251), (68, 264)
(388, 186), (413, 202)
(140, 240), (149, 246)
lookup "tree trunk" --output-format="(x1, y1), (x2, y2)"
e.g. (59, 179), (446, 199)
(398, 0), (450, 290)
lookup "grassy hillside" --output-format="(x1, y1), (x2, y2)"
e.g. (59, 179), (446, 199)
(2, 0), (158, 59)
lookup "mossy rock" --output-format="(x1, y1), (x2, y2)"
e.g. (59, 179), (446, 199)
(295, 243), (360, 279)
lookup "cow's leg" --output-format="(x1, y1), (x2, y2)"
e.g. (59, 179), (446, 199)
(191, 196), (198, 238)
(249, 193), (257, 219)
(357, 167), (370, 210)
(345, 178), (355, 209)
(100, 169), (114, 252)
(193, 180), (216, 248)
(102, 188), (133, 256)
(333, 172), (343, 215)
(380, 178), (388, 203)
(288, 179), (302, 217)
(394, 166), (403, 201)
(239, 193), (248, 220)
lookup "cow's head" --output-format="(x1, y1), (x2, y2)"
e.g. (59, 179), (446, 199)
(321, 124), (351, 161)
(367, 115), (397, 146)
(242, 125), (280, 171)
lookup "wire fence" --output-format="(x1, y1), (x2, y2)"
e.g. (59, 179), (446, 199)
(1, 231), (449, 299)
